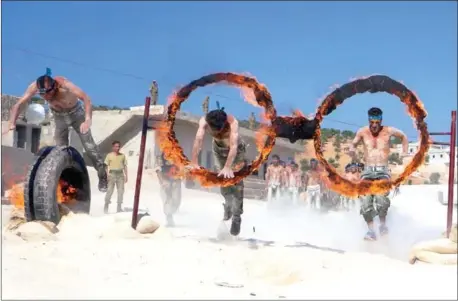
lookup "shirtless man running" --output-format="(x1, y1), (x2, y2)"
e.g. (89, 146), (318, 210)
(3, 73), (108, 192)
(288, 162), (302, 205)
(265, 155), (283, 204)
(348, 107), (408, 240)
(341, 162), (360, 210)
(304, 158), (323, 209)
(190, 109), (246, 236)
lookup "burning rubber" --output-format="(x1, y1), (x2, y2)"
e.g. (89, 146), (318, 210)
(314, 75), (430, 198)
(24, 146), (91, 224)
(157, 72), (277, 187)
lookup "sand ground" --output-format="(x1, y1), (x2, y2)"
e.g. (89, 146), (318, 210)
(2, 169), (457, 299)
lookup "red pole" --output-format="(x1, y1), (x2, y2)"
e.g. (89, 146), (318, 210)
(131, 96), (151, 229)
(446, 110), (456, 237)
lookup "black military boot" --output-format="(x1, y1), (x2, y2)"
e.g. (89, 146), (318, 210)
(230, 216), (241, 236)
(223, 203), (232, 221)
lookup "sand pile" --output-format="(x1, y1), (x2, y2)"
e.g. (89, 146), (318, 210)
(409, 224), (458, 265)
(3, 205), (166, 243)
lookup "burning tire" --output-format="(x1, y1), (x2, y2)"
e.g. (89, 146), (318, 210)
(23, 146), (55, 221)
(25, 146), (91, 224)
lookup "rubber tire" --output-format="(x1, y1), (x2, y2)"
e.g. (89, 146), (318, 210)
(31, 146), (91, 224)
(24, 146), (55, 221)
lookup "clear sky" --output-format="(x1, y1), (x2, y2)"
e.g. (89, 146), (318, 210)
(2, 1), (457, 142)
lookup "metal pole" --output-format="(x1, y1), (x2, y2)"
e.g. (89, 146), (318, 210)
(429, 132), (452, 136)
(446, 110), (456, 238)
(131, 96), (151, 229)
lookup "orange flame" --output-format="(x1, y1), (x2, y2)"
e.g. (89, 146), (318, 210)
(156, 72), (277, 187)
(313, 75), (430, 197)
(8, 179), (77, 209)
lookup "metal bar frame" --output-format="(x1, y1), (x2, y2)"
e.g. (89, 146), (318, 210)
(131, 96), (151, 229)
(430, 111), (456, 238)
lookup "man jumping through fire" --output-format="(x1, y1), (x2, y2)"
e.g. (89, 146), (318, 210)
(155, 152), (182, 227)
(304, 158), (322, 209)
(265, 154), (283, 205)
(348, 107), (408, 241)
(189, 108), (246, 236)
(3, 72), (111, 192)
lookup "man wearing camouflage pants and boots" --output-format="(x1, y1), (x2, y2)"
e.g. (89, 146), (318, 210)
(104, 140), (128, 213)
(155, 152), (182, 226)
(3, 72), (108, 192)
(189, 109), (246, 236)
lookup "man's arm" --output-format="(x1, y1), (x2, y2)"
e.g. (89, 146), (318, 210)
(63, 79), (92, 121)
(265, 165), (271, 186)
(348, 129), (364, 160)
(191, 118), (207, 165)
(389, 126), (409, 154)
(224, 117), (240, 169)
(104, 154), (110, 174)
(8, 82), (37, 128)
(123, 155), (128, 182)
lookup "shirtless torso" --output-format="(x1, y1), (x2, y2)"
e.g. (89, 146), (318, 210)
(305, 169), (321, 187)
(266, 164), (284, 186)
(40, 77), (80, 111)
(289, 169), (302, 188)
(350, 126), (408, 167)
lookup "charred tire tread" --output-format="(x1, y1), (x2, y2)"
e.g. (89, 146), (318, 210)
(32, 146), (90, 224)
(24, 146), (55, 222)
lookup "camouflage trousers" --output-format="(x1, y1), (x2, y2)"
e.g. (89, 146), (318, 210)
(213, 139), (246, 217)
(51, 103), (105, 174)
(360, 166), (391, 222)
(160, 177), (182, 216)
(104, 170), (125, 205)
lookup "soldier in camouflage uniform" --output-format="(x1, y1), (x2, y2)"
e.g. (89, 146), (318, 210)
(189, 109), (246, 236)
(155, 152), (182, 226)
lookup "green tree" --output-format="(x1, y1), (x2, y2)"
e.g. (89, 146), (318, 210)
(429, 172), (441, 184)
(425, 155), (430, 164)
(335, 153), (341, 161)
(408, 180), (412, 185)
(388, 153), (403, 165)
(341, 130), (356, 141)
(391, 136), (402, 145)
(300, 159), (310, 173)
(328, 157), (339, 169)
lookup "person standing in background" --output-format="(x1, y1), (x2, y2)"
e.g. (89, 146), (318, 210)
(104, 140), (128, 213)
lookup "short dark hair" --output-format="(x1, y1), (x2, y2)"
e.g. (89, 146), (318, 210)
(112, 140), (121, 146)
(36, 75), (56, 92)
(368, 107), (383, 117)
(271, 154), (280, 160)
(205, 109), (227, 130)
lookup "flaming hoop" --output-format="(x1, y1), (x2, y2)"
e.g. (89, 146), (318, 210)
(157, 72), (277, 187)
(314, 75), (430, 197)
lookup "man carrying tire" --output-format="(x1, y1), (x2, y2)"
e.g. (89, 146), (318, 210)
(3, 73), (108, 192)
(104, 140), (128, 213)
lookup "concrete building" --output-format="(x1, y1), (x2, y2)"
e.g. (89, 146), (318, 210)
(397, 142), (458, 165)
(1, 95), (43, 154)
(2, 94), (303, 199)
